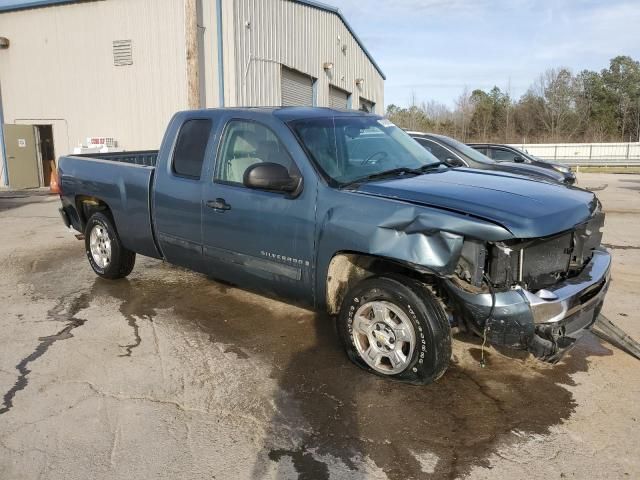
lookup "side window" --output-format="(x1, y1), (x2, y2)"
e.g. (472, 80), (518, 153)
(216, 120), (298, 184)
(416, 139), (454, 163)
(172, 119), (212, 179)
(491, 148), (517, 162)
(473, 147), (488, 155)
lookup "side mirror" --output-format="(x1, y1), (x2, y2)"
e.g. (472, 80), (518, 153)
(446, 157), (465, 167)
(243, 162), (300, 193)
(513, 156), (525, 163)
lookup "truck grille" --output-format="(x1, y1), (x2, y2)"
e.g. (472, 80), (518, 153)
(521, 233), (573, 290)
(489, 210), (605, 291)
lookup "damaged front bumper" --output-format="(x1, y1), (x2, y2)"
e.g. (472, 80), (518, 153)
(445, 248), (611, 359)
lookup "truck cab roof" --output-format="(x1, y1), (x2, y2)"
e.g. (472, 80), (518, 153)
(173, 106), (379, 123)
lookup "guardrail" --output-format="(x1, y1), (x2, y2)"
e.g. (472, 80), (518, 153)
(508, 142), (640, 166)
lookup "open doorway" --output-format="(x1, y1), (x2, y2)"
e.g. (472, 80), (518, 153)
(34, 125), (54, 186)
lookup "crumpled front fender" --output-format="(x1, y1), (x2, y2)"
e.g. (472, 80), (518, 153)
(370, 225), (463, 274)
(314, 189), (515, 309)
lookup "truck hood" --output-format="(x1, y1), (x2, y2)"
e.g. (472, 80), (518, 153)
(353, 168), (596, 238)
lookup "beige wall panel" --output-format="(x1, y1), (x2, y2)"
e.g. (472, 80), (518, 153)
(0, 0), (384, 179)
(0, 0), (189, 154)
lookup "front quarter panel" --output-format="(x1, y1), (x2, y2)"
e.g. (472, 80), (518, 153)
(314, 186), (514, 308)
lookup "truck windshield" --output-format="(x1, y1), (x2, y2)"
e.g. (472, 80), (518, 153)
(290, 116), (441, 186)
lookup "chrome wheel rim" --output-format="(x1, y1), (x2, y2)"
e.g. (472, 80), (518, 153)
(352, 300), (416, 375)
(89, 224), (112, 269)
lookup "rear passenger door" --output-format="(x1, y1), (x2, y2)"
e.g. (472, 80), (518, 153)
(201, 116), (317, 305)
(153, 118), (214, 273)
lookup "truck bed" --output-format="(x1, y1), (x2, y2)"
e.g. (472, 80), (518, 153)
(58, 153), (161, 259)
(76, 150), (158, 167)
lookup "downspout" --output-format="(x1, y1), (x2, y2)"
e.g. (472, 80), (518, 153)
(216, 0), (225, 106)
(0, 82), (8, 186)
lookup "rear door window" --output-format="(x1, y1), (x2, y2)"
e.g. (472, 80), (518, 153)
(490, 148), (518, 162)
(472, 146), (488, 155)
(172, 119), (212, 179)
(415, 138), (457, 163)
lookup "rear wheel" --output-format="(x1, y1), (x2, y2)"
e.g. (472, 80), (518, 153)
(84, 212), (135, 279)
(337, 275), (451, 385)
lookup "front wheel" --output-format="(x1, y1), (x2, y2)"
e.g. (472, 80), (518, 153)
(337, 275), (451, 385)
(84, 212), (135, 279)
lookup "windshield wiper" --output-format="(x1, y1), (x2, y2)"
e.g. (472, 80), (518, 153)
(340, 167), (422, 188)
(417, 161), (446, 171)
(340, 163), (446, 189)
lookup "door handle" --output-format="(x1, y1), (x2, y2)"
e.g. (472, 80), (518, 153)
(206, 198), (231, 211)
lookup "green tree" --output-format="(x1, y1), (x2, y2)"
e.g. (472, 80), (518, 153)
(601, 56), (640, 141)
(385, 55), (640, 143)
(469, 89), (493, 141)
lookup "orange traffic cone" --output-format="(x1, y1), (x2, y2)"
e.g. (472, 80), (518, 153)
(49, 161), (60, 194)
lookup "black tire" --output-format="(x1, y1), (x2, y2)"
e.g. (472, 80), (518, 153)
(337, 275), (451, 385)
(84, 212), (135, 279)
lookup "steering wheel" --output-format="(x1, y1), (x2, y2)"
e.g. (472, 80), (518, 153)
(361, 151), (389, 165)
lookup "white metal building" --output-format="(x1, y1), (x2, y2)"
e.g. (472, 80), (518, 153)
(0, 0), (385, 188)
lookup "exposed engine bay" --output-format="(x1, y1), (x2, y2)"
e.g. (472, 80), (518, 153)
(447, 206), (608, 361)
(455, 208), (605, 292)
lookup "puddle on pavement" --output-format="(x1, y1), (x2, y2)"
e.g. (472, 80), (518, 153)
(15, 252), (613, 479)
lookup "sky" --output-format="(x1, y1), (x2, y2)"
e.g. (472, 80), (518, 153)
(333, 0), (640, 108)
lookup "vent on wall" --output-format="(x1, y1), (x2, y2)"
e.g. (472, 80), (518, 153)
(113, 40), (133, 66)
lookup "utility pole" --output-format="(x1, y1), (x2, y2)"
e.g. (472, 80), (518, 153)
(185, 0), (200, 109)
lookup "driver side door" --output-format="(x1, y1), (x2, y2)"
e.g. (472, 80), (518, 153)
(201, 117), (317, 305)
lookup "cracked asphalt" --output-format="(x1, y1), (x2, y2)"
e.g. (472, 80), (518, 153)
(1, 173), (639, 479)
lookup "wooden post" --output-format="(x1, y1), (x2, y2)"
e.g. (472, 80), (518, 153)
(185, 0), (200, 109)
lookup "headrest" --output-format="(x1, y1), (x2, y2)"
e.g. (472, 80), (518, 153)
(232, 130), (258, 156)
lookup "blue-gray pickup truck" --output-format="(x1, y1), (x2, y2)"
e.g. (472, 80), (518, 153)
(57, 107), (610, 384)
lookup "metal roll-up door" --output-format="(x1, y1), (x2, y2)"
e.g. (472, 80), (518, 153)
(329, 86), (349, 109)
(281, 67), (314, 106)
(359, 97), (375, 113)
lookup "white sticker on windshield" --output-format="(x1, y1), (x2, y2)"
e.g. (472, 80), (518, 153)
(377, 119), (395, 128)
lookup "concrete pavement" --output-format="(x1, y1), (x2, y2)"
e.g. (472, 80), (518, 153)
(0, 173), (638, 479)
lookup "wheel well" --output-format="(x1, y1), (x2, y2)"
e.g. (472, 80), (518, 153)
(75, 196), (113, 230)
(326, 252), (436, 315)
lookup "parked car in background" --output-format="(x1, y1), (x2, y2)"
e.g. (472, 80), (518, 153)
(409, 132), (572, 185)
(468, 143), (576, 185)
(57, 108), (609, 384)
